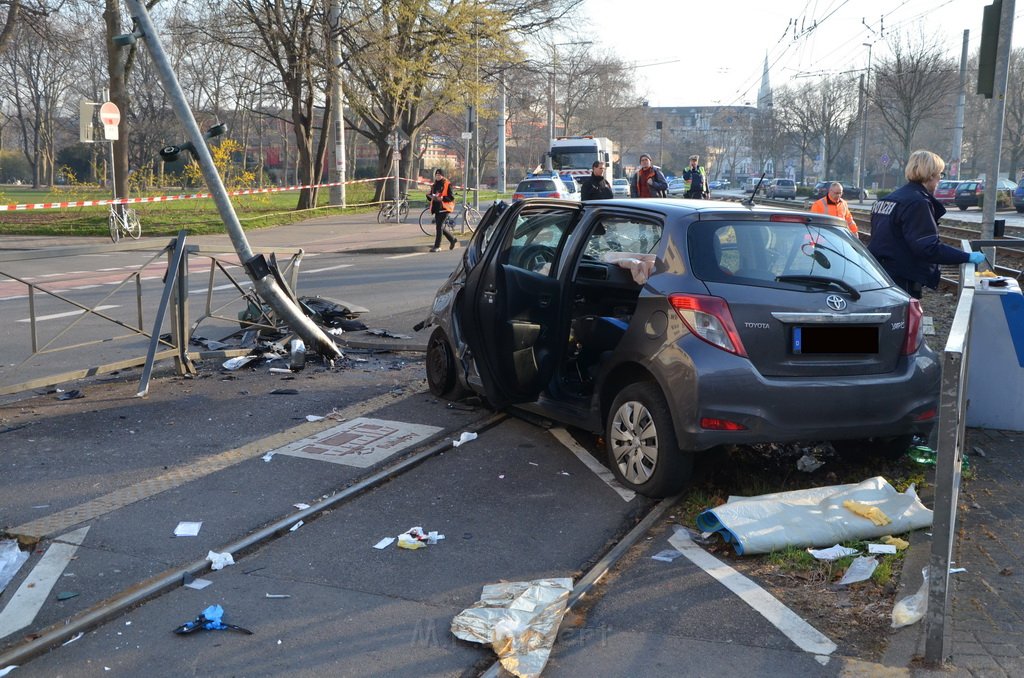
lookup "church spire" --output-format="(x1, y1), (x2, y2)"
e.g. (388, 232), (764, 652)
(758, 53), (773, 110)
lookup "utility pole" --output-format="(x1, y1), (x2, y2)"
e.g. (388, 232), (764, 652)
(951, 30), (969, 181)
(328, 0), (346, 206)
(497, 76), (506, 193)
(857, 42), (872, 202)
(122, 0), (341, 361)
(980, 0), (1015, 244)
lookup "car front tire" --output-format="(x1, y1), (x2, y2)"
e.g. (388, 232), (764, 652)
(606, 382), (692, 497)
(426, 327), (468, 400)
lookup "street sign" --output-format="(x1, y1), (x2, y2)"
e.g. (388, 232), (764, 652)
(79, 99), (98, 143)
(881, 153), (891, 167)
(99, 102), (120, 126)
(461, 132), (473, 140)
(100, 102), (120, 141)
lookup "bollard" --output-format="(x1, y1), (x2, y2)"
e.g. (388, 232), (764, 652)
(994, 219), (1006, 238)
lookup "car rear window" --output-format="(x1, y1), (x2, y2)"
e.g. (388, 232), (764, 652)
(775, 180), (794, 187)
(937, 181), (959, 190)
(688, 220), (890, 291)
(517, 180), (556, 193)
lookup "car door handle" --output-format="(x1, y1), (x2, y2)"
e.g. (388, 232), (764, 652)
(538, 294), (551, 308)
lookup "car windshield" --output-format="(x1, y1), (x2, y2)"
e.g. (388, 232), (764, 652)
(518, 180), (556, 193)
(689, 220), (891, 291)
(550, 147), (597, 171)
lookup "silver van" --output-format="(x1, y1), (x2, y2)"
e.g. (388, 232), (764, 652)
(767, 178), (797, 200)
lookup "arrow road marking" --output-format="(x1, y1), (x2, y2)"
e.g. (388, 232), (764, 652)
(0, 526), (90, 640)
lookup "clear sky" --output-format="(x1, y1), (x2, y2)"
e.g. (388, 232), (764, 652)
(584, 0), (1016, 107)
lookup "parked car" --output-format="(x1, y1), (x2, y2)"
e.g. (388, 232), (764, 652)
(1013, 183), (1024, 213)
(611, 177), (630, 198)
(955, 179), (1017, 210)
(933, 180), (963, 205)
(709, 179), (730, 190)
(814, 181), (869, 201)
(558, 173), (582, 201)
(745, 177), (768, 193)
(511, 173), (576, 201)
(766, 178), (796, 200)
(418, 198), (940, 497)
(667, 178), (689, 197)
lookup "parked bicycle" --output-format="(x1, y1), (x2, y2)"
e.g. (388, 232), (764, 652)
(418, 202), (480, 237)
(109, 203), (141, 242)
(377, 196), (409, 223)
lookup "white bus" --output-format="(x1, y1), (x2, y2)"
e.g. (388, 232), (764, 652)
(548, 136), (615, 180)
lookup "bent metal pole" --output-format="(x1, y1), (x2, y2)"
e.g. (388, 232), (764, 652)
(123, 0), (341, 361)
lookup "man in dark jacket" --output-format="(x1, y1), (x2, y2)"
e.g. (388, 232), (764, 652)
(580, 161), (613, 200)
(629, 154), (668, 198)
(868, 150), (984, 298)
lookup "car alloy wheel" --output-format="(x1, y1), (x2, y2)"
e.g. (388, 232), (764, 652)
(606, 382), (692, 497)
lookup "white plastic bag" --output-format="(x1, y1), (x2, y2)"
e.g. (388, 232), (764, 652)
(891, 566), (929, 628)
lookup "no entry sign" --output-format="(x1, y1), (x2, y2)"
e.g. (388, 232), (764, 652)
(99, 102), (121, 126)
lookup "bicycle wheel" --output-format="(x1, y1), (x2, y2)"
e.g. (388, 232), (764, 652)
(108, 211), (121, 243)
(419, 207), (433, 236)
(126, 209), (142, 239)
(461, 207), (481, 234)
(398, 201), (409, 222)
(377, 204), (390, 224)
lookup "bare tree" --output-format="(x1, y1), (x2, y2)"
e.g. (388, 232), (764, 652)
(0, 0), (65, 53)
(870, 30), (958, 166)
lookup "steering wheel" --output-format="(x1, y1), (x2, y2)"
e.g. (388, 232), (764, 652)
(518, 245), (554, 272)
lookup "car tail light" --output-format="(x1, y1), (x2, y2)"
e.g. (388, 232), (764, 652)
(669, 294), (748, 356)
(701, 417), (747, 431)
(770, 214), (809, 223)
(913, 407), (937, 422)
(547, 192), (562, 198)
(512, 193), (525, 200)
(902, 298), (923, 355)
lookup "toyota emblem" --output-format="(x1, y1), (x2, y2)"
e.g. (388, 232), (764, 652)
(826, 294), (847, 311)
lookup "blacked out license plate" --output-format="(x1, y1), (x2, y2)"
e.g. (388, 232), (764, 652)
(792, 326), (879, 354)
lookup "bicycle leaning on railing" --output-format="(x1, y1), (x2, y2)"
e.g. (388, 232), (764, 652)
(377, 196), (409, 223)
(109, 203), (142, 242)
(418, 201), (481, 237)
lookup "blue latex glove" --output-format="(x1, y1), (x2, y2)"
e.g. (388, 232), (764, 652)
(968, 251), (986, 265)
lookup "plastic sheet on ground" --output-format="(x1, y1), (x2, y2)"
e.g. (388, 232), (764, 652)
(695, 476), (932, 555)
(0, 539), (29, 594)
(451, 578), (573, 678)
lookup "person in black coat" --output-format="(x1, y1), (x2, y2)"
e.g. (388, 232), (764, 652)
(868, 149), (984, 298)
(580, 161), (613, 200)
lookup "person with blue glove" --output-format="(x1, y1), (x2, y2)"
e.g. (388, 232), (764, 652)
(868, 149), (980, 299)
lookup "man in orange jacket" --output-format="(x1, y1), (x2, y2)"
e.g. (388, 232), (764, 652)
(810, 181), (858, 234)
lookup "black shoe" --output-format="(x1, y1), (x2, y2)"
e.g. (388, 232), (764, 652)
(430, 247), (441, 252)
(449, 240), (460, 250)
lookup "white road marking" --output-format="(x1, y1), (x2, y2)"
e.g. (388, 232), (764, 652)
(304, 263), (354, 273)
(549, 427), (635, 502)
(17, 305), (119, 322)
(189, 283), (248, 295)
(0, 526), (90, 640)
(668, 526), (837, 657)
(387, 252), (427, 259)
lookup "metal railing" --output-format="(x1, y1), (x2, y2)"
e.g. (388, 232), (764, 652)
(0, 235), (303, 399)
(923, 241), (978, 665)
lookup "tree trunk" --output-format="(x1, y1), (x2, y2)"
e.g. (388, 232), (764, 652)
(103, 0), (129, 198)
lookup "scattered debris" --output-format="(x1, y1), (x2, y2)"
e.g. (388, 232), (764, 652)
(452, 431), (478, 447)
(807, 545), (858, 561)
(373, 537), (395, 550)
(298, 296), (368, 330)
(305, 415), (325, 422)
(290, 339), (306, 371)
(836, 556), (878, 586)
(293, 503), (310, 510)
(270, 388), (299, 395)
(881, 535), (909, 551)
(0, 539), (29, 594)
(867, 543), (898, 555)
(184, 578), (212, 591)
(651, 549), (684, 563)
(207, 551), (235, 571)
(223, 355), (257, 371)
(949, 567), (967, 574)
(262, 452), (275, 462)
(892, 566), (929, 628)
(173, 521), (203, 537)
(62, 632), (84, 646)
(288, 521), (304, 532)
(174, 604), (252, 635)
(56, 591), (79, 601)
(796, 454), (824, 473)
(451, 578), (573, 678)
(57, 389), (84, 401)
(843, 500), (892, 527)
(265, 594), (291, 599)
(268, 367), (292, 374)
(390, 527), (444, 550)
(365, 328), (411, 339)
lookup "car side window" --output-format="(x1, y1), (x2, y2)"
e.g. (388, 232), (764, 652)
(500, 208), (577, 275)
(582, 216), (662, 258)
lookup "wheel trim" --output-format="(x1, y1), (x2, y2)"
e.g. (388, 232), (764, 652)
(610, 401), (659, 484)
(426, 335), (454, 394)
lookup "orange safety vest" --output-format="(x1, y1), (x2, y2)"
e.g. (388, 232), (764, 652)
(811, 196), (857, 234)
(428, 178), (455, 213)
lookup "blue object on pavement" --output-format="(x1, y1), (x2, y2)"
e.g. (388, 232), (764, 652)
(174, 604), (253, 635)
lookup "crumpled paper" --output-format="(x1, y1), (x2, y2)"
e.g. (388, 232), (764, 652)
(451, 578), (573, 678)
(602, 252), (657, 285)
(207, 551), (235, 571)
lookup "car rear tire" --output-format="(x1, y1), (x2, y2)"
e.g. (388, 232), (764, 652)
(606, 382), (692, 498)
(426, 327), (468, 400)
